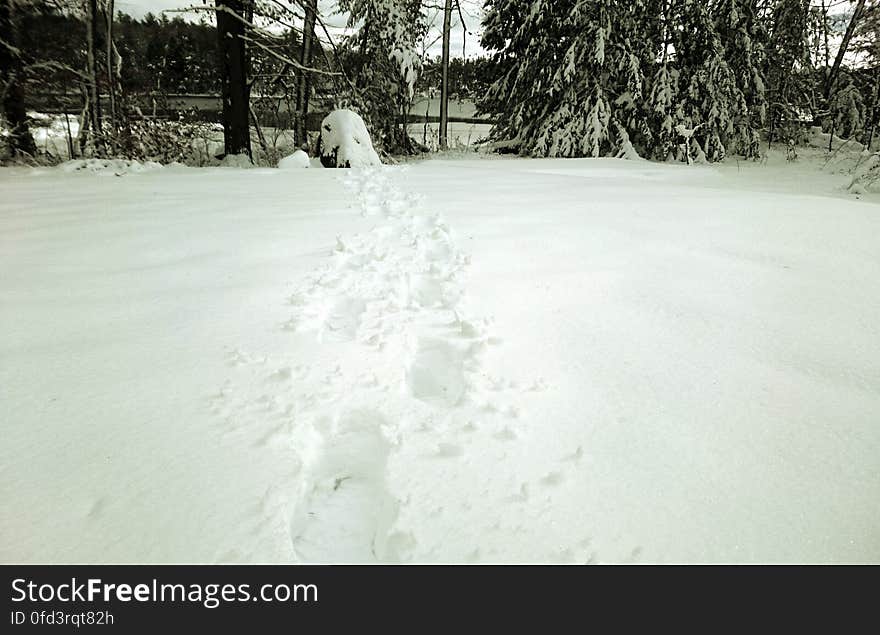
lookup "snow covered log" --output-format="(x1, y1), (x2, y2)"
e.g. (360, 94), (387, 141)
(318, 110), (382, 168)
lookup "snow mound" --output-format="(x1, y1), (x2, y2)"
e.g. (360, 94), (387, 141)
(848, 152), (880, 194)
(278, 150), (311, 169)
(58, 159), (164, 174)
(808, 126), (865, 152)
(319, 110), (382, 168)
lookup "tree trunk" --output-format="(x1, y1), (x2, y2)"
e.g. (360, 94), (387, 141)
(295, 0), (317, 147)
(865, 66), (879, 149)
(821, 0), (831, 71)
(0, 0), (36, 157)
(439, 0), (453, 150)
(106, 0), (117, 133)
(825, 0), (867, 100)
(356, 7), (372, 89)
(85, 0), (103, 152)
(216, 0), (251, 158)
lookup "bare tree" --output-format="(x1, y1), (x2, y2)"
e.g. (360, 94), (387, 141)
(0, 0), (37, 157)
(295, 0), (317, 147)
(825, 0), (868, 99)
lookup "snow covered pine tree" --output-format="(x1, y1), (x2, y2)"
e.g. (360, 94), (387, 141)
(480, 0), (767, 162)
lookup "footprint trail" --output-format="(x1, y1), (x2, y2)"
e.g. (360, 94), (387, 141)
(212, 166), (582, 563)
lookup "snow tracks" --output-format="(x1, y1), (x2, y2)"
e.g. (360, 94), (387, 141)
(211, 167), (565, 563)
(280, 167), (494, 561)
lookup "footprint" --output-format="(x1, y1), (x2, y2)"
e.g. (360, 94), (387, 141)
(539, 471), (564, 487)
(563, 446), (584, 463)
(405, 336), (467, 407)
(507, 482), (530, 503)
(407, 272), (447, 308)
(289, 410), (399, 563)
(266, 367), (292, 382)
(316, 295), (367, 341)
(431, 442), (463, 458)
(492, 426), (517, 442)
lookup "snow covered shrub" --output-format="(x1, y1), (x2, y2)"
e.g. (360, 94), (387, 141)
(318, 110), (382, 168)
(848, 152), (880, 194)
(278, 150), (311, 169)
(827, 81), (865, 141)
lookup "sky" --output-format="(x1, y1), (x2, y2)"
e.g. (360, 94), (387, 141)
(113, 0), (488, 58)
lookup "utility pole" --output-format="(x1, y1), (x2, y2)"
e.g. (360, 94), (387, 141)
(439, 0), (453, 150)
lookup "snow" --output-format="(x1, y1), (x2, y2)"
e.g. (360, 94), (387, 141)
(319, 110), (382, 168)
(27, 112), (80, 156)
(1, 155), (879, 563)
(278, 150), (311, 169)
(58, 158), (165, 174)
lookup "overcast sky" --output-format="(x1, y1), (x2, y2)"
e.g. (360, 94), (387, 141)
(113, 0), (488, 58)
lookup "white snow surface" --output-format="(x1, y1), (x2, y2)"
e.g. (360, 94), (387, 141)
(278, 150), (311, 169)
(319, 110), (382, 168)
(2, 157), (879, 563)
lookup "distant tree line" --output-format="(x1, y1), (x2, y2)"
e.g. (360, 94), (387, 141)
(1, 0), (485, 162)
(416, 56), (494, 100)
(18, 9), (222, 96)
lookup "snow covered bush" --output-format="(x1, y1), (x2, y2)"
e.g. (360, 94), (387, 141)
(318, 110), (382, 168)
(848, 152), (880, 194)
(114, 118), (223, 166)
(827, 80), (866, 141)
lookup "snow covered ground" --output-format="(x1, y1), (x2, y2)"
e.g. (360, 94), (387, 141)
(2, 155), (879, 563)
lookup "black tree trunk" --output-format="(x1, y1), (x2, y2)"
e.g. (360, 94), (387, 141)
(0, 0), (36, 157)
(825, 0), (867, 100)
(85, 0), (103, 152)
(216, 0), (251, 158)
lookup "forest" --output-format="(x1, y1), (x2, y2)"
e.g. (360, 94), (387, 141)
(0, 1), (878, 165)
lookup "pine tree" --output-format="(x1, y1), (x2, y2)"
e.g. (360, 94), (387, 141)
(765, 0), (813, 146)
(647, 62), (681, 161)
(338, 0), (425, 153)
(712, 0), (766, 157)
(673, 0), (744, 161)
(481, 0), (659, 158)
(482, 0), (773, 162)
